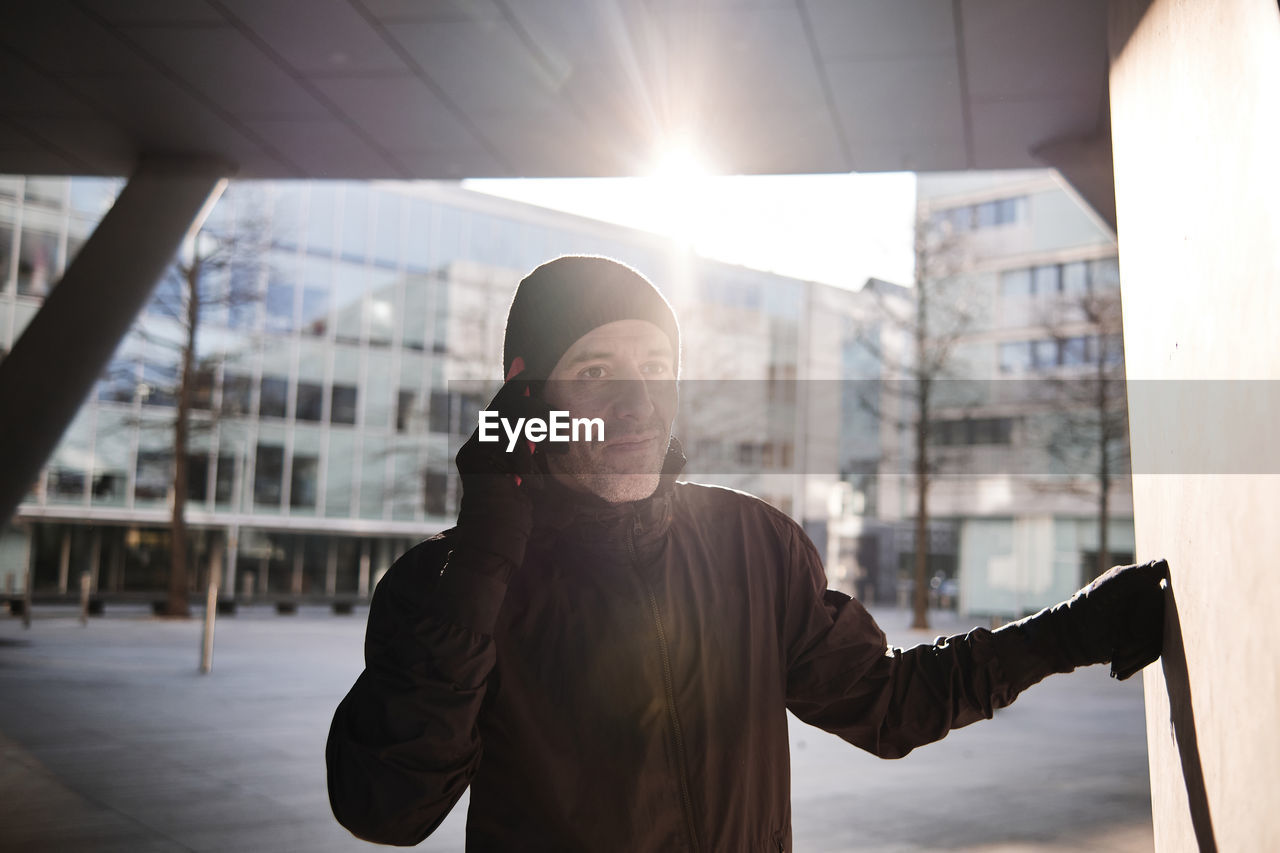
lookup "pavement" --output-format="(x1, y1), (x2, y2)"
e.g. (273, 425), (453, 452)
(0, 604), (1153, 852)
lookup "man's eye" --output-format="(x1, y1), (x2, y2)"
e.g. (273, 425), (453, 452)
(579, 365), (608, 379)
(641, 362), (669, 376)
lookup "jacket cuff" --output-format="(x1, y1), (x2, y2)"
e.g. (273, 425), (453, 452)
(988, 617), (1076, 700)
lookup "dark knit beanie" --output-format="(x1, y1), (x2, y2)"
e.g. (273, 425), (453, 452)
(502, 255), (681, 381)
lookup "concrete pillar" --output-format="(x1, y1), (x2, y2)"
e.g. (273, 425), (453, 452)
(0, 155), (230, 528)
(57, 527), (70, 594)
(324, 538), (337, 597)
(1108, 1), (1280, 850)
(291, 543), (303, 596)
(357, 539), (371, 598)
(88, 527), (101, 592)
(107, 533), (123, 592)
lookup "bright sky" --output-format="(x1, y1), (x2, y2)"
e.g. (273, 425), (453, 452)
(465, 171), (917, 292)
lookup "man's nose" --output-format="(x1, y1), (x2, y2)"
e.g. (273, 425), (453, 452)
(609, 378), (656, 421)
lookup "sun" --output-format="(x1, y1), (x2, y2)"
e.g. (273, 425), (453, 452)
(646, 141), (715, 245)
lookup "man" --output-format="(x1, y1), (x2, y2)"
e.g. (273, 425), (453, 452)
(326, 255), (1167, 851)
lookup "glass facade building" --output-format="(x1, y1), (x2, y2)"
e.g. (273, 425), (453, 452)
(1, 176), (885, 605)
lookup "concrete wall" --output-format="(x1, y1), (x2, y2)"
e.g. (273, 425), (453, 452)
(1108, 1), (1280, 849)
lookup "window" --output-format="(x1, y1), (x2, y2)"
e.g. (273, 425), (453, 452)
(1032, 339), (1059, 370)
(98, 360), (137, 403)
(1062, 261), (1089, 295)
(423, 470), (448, 516)
(296, 381), (324, 422)
(931, 206), (972, 233)
(24, 177), (64, 207)
(998, 341), (1032, 374)
(135, 451), (172, 500)
(215, 453), (237, 504)
(91, 470), (125, 502)
(1101, 334), (1125, 365)
(49, 468), (85, 500)
(227, 262), (260, 329)
(999, 269), (1033, 299)
(306, 183), (338, 255)
(930, 417), (1013, 447)
(260, 376), (289, 418)
(290, 454), (319, 508)
(1090, 257), (1121, 291)
(221, 373), (253, 416)
(331, 384), (358, 425)
(0, 224), (12, 289)
(185, 453), (209, 502)
(254, 443), (284, 506)
(995, 197), (1023, 225)
(301, 286), (329, 336)
(140, 361), (177, 407)
(17, 229), (59, 296)
(147, 269), (183, 318)
(265, 280), (295, 333)
(1061, 336), (1091, 367)
(971, 418), (1012, 445)
(396, 390), (416, 433)
(428, 390), (449, 433)
(975, 200), (1000, 228)
(1032, 264), (1059, 296)
(192, 367), (216, 410)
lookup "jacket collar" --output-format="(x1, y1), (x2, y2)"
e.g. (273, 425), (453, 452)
(529, 437), (685, 556)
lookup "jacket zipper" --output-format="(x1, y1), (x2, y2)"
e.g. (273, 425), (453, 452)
(630, 516), (701, 853)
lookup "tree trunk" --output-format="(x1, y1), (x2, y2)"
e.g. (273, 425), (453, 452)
(912, 463), (930, 630)
(165, 263), (200, 617)
(910, 249), (931, 631)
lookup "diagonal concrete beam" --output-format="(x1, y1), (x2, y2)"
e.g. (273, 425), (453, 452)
(1033, 129), (1118, 234)
(0, 154), (231, 528)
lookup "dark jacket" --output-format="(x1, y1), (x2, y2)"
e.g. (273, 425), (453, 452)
(326, 454), (1066, 851)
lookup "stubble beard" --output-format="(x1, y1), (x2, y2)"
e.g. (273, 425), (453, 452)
(547, 429), (669, 504)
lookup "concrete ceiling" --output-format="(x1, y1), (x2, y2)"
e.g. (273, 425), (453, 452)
(0, 0), (1111, 180)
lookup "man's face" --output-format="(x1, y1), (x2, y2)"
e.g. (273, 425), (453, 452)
(541, 319), (677, 504)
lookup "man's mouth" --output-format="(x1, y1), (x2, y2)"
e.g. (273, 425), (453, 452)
(604, 432), (660, 449)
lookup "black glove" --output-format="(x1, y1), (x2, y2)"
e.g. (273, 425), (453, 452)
(1017, 559), (1169, 680)
(451, 376), (553, 582)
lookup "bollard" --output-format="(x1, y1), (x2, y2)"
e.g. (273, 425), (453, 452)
(200, 548), (222, 675)
(79, 571), (91, 626)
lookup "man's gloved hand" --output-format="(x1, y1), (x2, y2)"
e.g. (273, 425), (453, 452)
(1018, 559), (1170, 680)
(451, 373), (552, 582)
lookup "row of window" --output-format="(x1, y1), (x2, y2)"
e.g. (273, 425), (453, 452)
(999, 257), (1119, 299)
(70, 443), (454, 517)
(998, 335), (1124, 374)
(929, 417), (1014, 447)
(94, 361), (498, 438)
(98, 361), (365, 426)
(142, 254), (450, 353)
(929, 196), (1027, 233)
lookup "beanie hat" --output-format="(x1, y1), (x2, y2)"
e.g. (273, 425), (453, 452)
(502, 255), (681, 381)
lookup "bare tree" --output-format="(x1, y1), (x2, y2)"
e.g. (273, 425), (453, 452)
(1034, 286), (1130, 583)
(132, 221), (266, 616)
(853, 215), (976, 630)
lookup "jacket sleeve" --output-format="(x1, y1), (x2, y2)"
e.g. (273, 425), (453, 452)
(780, 521), (1072, 759)
(325, 535), (509, 845)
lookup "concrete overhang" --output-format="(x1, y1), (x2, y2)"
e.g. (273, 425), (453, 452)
(0, 0), (1113, 182)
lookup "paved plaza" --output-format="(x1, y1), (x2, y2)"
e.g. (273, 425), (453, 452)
(0, 603), (1153, 852)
